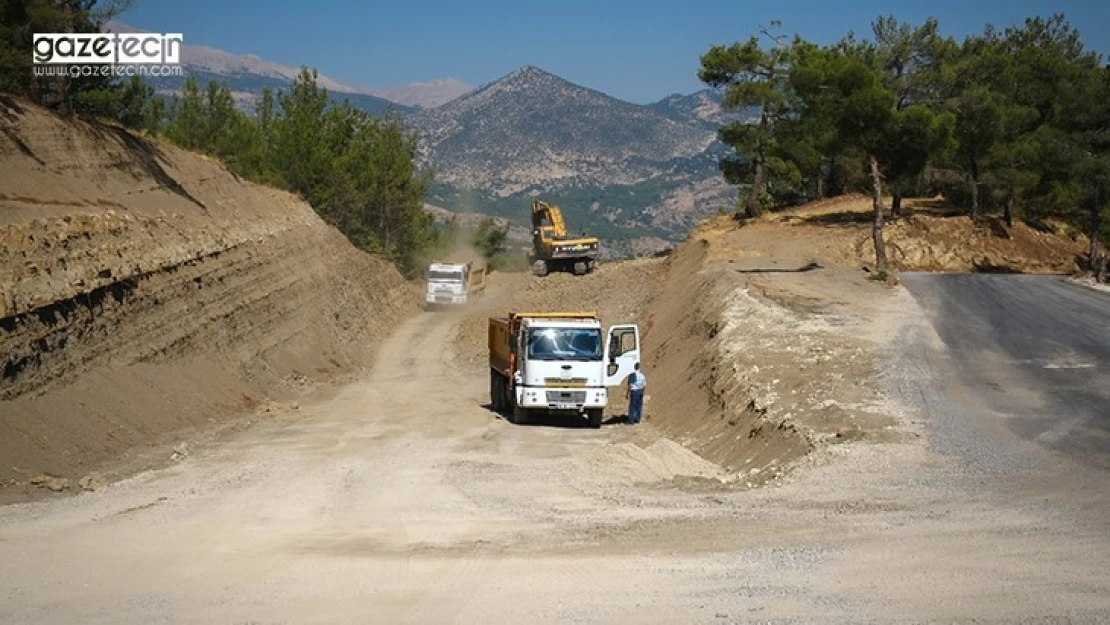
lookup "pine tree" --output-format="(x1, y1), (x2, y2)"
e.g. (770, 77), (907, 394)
(699, 22), (797, 218)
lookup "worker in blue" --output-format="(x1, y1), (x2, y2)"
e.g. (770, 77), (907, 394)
(626, 362), (646, 424)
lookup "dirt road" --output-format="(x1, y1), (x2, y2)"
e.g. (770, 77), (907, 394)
(3, 285), (1109, 624)
(902, 274), (1110, 470)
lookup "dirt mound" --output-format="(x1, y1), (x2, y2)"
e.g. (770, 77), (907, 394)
(633, 213), (910, 480)
(578, 438), (728, 485)
(750, 195), (1088, 274)
(0, 98), (419, 493)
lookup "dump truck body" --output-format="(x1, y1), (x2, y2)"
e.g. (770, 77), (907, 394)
(489, 311), (641, 427)
(425, 261), (486, 307)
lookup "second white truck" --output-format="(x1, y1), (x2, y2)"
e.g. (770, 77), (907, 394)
(425, 261), (487, 308)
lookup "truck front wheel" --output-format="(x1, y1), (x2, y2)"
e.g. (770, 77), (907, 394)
(512, 405), (529, 425)
(587, 409), (603, 429)
(490, 371), (502, 412)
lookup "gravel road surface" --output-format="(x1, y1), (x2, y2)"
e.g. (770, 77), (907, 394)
(1, 278), (1108, 624)
(901, 274), (1110, 470)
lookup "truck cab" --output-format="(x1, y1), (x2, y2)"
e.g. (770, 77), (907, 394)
(425, 262), (485, 307)
(489, 312), (640, 428)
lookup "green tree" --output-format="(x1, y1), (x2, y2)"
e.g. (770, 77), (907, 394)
(269, 67), (332, 202)
(942, 31), (1027, 222)
(699, 22), (796, 217)
(881, 105), (955, 212)
(163, 75), (263, 178)
(165, 75), (205, 149)
(792, 46), (897, 273)
(472, 217), (509, 266)
(1056, 63), (1110, 276)
(999, 15), (1102, 227)
(255, 73), (432, 274)
(116, 74), (154, 129)
(0, 1), (133, 114)
(866, 15), (954, 215)
(951, 84), (1003, 221)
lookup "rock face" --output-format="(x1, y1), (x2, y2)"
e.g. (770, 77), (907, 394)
(0, 96), (420, 488)
(78, 473), (106, 492)
(413, 66), (719, 193)
(29, 474), (68, 492)
(647, 89), (756, 127)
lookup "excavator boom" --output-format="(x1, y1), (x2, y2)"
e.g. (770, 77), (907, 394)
(531, 200), (567, 237)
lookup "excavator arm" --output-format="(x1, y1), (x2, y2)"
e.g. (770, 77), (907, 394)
(531, 200), (567, 238)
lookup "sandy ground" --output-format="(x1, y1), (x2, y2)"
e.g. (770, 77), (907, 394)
(1, 274), (1108, 624)
(3, 102), (1109, 623)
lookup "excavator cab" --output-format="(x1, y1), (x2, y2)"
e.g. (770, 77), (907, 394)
(528, 199), (600, 277)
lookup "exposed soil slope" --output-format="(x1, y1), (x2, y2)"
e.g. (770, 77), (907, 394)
(744, 194), (1089, 274)
(0, 97), (419, 491)
(449, 231), (899, 483)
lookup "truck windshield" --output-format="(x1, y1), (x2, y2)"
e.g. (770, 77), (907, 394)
(428, 271), (463, 281)
(527, 328), (602, 361)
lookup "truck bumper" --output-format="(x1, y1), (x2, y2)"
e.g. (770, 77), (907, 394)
(518, 386), (606, 411)
(426, 294), (467, 305)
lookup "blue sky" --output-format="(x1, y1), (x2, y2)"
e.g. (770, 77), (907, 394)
(120, 0), (1109, 104)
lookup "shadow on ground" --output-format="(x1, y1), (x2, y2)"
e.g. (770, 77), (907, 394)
(479, 403), (628, 428)
(734, 262), (823, 274)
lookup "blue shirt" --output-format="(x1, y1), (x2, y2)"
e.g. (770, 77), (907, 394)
(628, 371), (646, 391)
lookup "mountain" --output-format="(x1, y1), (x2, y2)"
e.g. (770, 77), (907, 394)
(647, 89), (757, 127)
(107, 22), (468, 114)
(414, 66), (717, 192)
(415, 66), (738, 243)
(377, 78), (472, 109)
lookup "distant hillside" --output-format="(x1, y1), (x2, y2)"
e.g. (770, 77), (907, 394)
(413, 66), (739, 244)
(376, 78), (472, 109)
(109, 21), (742, 248)
(107, 22), (467, 114)
(646, 88), (754, 127)
(144, 68), (411, 117)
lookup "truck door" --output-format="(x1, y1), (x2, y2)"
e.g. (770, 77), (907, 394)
(603, 324), (640, 386)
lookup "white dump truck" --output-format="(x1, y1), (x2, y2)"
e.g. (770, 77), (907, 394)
(425, 261), (487, 308)
(488, 311), (641, 428)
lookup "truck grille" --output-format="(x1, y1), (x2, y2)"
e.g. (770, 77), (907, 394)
(546, 390), (587, 404)
(544, 378), (588, 387)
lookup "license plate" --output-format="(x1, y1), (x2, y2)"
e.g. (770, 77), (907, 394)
(552, 402), (577, 410)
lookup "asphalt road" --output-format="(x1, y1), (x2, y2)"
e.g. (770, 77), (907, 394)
(902, 274), (1110, 469)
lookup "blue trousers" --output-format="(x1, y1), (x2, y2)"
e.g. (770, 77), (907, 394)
(629, 389), (644, 424)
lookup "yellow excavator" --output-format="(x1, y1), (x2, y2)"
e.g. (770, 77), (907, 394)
(527, 199), (600, 276)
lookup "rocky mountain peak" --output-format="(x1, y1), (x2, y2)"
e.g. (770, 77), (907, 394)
(413, 65), (718, 194)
